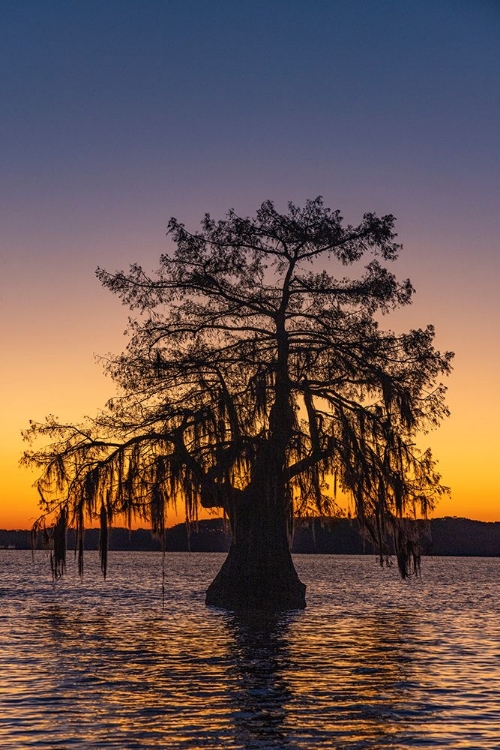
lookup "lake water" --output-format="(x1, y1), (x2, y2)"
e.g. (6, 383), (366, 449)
(1, 551), (499, 749)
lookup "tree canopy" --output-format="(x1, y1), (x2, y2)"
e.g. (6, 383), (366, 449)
(23, 198), (453, 607)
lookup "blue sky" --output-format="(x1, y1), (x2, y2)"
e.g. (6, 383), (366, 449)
(1, 0), (499, 526)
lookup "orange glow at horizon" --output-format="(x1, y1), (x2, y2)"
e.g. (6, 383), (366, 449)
(2, 0), (499, 533)
(1, 285), (499, 529)
(2, 372), (498, 530)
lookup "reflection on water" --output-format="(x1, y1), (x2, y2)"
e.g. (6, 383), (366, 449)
(1, 552), (500, 748)
(225, 610), (296, 748)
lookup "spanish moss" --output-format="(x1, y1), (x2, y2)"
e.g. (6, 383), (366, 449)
(22, 198), (453, 608)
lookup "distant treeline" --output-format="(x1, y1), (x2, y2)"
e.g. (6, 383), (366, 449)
(2, 517), (500, 556)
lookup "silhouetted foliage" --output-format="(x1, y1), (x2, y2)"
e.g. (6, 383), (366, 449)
(22, 198), (452, 607)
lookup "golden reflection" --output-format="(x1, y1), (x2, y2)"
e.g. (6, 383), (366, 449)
(219, 606), (428, 747)
(4, 552), (500, 748)
(27, 599), (428, 748)
(285, 608), (428, 744)
(35, 603), (236, 746)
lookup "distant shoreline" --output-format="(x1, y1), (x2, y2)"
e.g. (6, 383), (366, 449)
(2, 517), (500, 556)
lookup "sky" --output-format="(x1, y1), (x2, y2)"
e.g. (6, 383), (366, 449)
(1, 0), (499, 529)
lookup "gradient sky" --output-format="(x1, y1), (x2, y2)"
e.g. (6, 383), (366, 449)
(1, 0), (499, 529)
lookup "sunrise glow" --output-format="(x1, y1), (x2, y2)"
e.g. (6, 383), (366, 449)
(1, 1), (498, 530)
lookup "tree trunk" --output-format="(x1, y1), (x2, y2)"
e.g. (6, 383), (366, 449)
(205, 329), (305, 610)
(205, 475), (306, 610)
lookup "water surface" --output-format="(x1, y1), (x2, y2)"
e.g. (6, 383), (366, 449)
(1, 551), (499, 748)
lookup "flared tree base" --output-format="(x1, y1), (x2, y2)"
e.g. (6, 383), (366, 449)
(205, 546), (306, 611)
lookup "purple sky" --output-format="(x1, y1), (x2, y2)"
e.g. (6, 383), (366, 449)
(1, 0), (499, 526)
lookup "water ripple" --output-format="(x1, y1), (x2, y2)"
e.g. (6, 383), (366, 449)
(1, 552), (500, 748)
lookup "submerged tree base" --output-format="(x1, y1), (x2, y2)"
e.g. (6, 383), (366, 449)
(205, 547), (307, 610)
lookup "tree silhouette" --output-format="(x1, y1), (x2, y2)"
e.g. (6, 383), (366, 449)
(23, 198), (452, 609)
